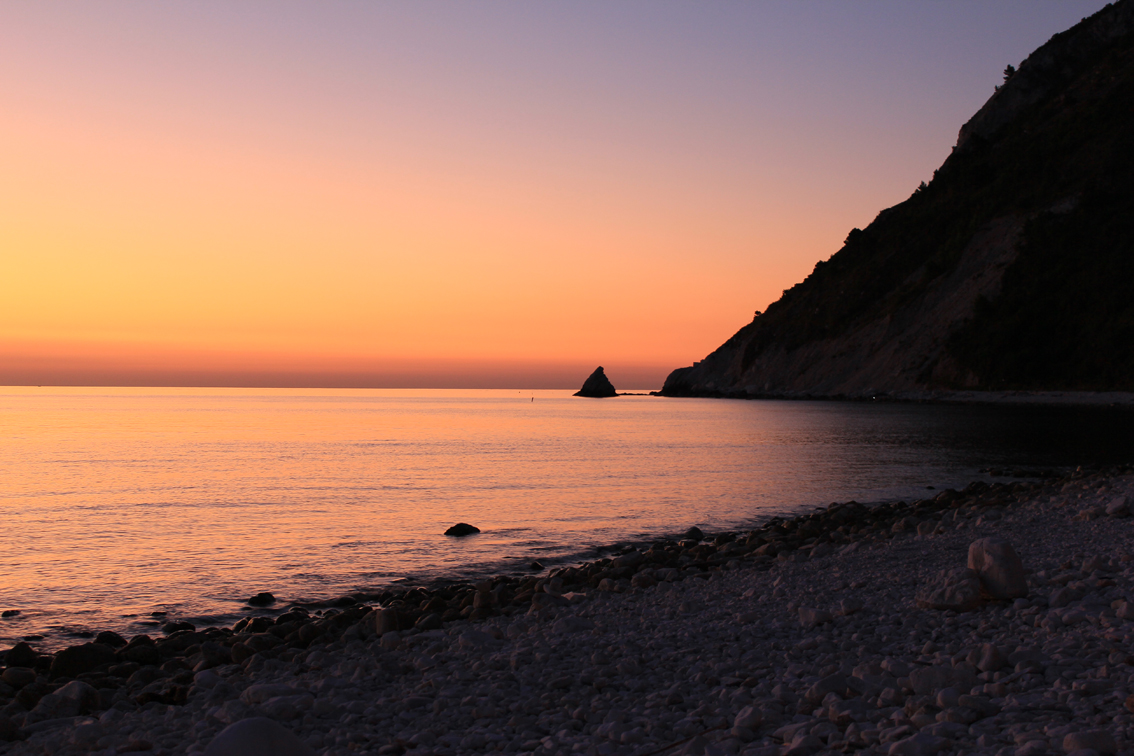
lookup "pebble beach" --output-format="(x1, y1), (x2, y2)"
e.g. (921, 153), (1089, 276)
(4, 464), (1134, 756)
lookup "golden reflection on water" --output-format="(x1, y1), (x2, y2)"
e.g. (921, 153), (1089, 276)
(3, 386), (1124, 646)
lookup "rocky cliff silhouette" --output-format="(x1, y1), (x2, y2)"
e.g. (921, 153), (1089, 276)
(662, 1), (1134, 399)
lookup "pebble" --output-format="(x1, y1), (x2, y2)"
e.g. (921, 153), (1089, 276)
(203, 717), (315, 756)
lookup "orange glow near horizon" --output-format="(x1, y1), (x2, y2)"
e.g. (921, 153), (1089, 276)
(0, 2), (1110, 388)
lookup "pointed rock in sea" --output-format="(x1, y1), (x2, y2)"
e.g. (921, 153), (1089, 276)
(574, 366), (617, 397)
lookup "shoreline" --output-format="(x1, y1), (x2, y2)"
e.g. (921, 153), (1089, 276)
(652, 389), (1134, 409)
(0, 467), (1078, 655)
(3, 461), (1134, 754)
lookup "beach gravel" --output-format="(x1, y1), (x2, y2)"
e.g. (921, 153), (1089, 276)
(3, 468), (1134, 756)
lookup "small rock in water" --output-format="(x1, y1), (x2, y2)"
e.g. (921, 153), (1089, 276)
(444, 523), (481, 536)
(204, 716), (316, 756)
(573, 366), (617, 397)
(247, 592), (276, 607)
(1, 610), (19, 618)
(684, 526), (705, 541)
(530, 561), (544, 571)
(162, 621), (195, 634)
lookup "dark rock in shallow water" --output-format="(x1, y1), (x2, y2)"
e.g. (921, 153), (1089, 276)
(50, 642), (116, 679)
(684, 526), (705, 541)
(573, 366), (617, 398)
(530, 561), (544, 571)
(162, 621), (195, 635)
(247, 592), (276, 607)
(1, 610), (19, 618)
(445, 523), (481, 537)
(4, 641), (38, 668)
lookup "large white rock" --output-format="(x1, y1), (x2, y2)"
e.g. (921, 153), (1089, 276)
(203, 717), (315, 756)
(967, 537), (1028, 599)
(1106, 496), (1129, 517)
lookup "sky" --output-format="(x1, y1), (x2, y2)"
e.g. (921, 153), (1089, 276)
(0, 1), (1113, 389)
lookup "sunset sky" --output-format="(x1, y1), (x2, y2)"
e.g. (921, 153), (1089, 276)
(1, 1), (1111, 389)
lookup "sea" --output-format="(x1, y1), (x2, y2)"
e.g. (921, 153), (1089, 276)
(3, 386), (1134, 650)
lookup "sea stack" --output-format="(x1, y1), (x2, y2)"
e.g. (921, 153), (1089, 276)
(574, 366), (617, 398)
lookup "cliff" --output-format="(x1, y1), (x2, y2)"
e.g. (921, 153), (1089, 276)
(662, 1), (1134, 399)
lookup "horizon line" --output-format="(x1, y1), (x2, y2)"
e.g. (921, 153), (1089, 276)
(0, 382), (664, 391)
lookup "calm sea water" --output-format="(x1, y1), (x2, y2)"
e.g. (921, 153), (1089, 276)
(2, 386), (1134, 649)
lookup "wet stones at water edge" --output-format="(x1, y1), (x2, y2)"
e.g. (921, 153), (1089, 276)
(49, 642), (116, 679)
(247, 592), (276, 607)
(444, 522), (480, 537)
(3, 642), (38, 668)
(95, 631), (126, 648)
(573, 366), (617, 398)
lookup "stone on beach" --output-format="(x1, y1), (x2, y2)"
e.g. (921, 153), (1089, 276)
(2, 667), (35, 689)
(203, 717), (315, 756)
(1063, 731), (1117, 755)
(444, 522), (481, 536)
(1106, 495), (1129, 517)
(967, 536), (1028, 598)
(798, 606), (832, 628)
(888, 733), (948, 756)
(4, 641), (38, 668)
(915, 567), (982, 611)
(371, 608), (403, 636)
(49, 642), (116, 679)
